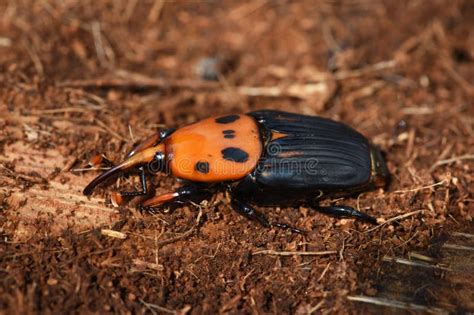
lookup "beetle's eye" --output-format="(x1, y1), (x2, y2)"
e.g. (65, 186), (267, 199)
(148, 152), (164, 174)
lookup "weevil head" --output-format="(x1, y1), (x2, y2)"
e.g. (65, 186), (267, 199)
(83, 143), (166, 196)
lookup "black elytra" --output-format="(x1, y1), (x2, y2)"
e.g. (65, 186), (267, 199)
(250, 110), (373, 191)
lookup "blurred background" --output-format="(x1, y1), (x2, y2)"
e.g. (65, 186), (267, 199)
(0, 1), (473, 313)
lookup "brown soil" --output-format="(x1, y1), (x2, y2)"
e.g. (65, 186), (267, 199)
(1, 1), (473, 314)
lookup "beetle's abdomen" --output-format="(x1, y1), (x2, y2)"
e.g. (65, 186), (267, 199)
(249, 110), (372, 190)
(165, 114), (262, 182)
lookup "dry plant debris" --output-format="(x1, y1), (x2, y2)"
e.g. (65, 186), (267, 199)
(0, 1), (473, 314)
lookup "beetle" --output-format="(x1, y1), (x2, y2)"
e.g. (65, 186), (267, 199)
(83, 110), (389, 232)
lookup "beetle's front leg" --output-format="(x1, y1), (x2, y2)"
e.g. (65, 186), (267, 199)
(139, 184), (201, 210)
(119, 166), (148, 197)
(316, 205), (377, 224)
(88, 153), (116, 168)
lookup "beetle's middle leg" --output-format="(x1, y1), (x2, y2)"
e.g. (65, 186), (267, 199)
(231, 194), (304, 234)
(231, 197), (271, 228)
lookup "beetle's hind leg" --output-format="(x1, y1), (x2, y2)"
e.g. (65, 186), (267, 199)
(316, 205), (377, 225)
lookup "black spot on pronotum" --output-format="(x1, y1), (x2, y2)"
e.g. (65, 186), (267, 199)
(221, 147), (249, 163)
(195, 161), (210, 174)
(215, 115), (240, 124)
(223, 129), (236, 139)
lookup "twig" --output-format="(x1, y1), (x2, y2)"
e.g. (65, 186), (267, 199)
(148, 0), (165, 23)
(91, 21), (108, 67)
(57, 78), (332, 100)
(0, 37), (12, 47)
(128, 124), (136, 142)
(334, 60), (396, 80)
(139, 299), (191, 315)
(132, 259), (164, 272)
(154, 228), (164, 272)
(339, 238), (345, 261)
(71, 167), (111, 172)
(122, 0), (139, 21)
(237, 83), (329, 98)
(95, 118), (126, 141)
(393, 179), (447, 194)
(394, 231), (419, 249)
(402, 107), (434, 115)
(364, 210), (424, 233)
(430, 154), (474, 171)
(155, 227), (195, 247)
(26, 107), (96, 115)
(322, 23), (342, 53)
(317, 262), (331, 282)
(61, 157), (77, 172)
(308, 300), (325, 314)
(23, 39), (44, 76)
(442, 243), (474, 251)
(62, 247), (120, 266)
(382, 256), (451, 271)
(144, 200), (206, 248)
(441, 59), (474, 97)
(347, 296), (449, 314)
(252, 250), (337, 256)
(101, 229), (127, 239)
(58, 77), (219, 90)
(229, 0), (269, 20)
(220, 294), (242, 313)
(345, 81), (386, 103)
(452, 232), (474, 238)
(408, 252), (436, 263)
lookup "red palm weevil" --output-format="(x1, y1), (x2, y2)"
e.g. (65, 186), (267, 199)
(83, 110), (389, 232)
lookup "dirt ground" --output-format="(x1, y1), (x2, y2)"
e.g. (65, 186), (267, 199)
(1, 1), (473, 314)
